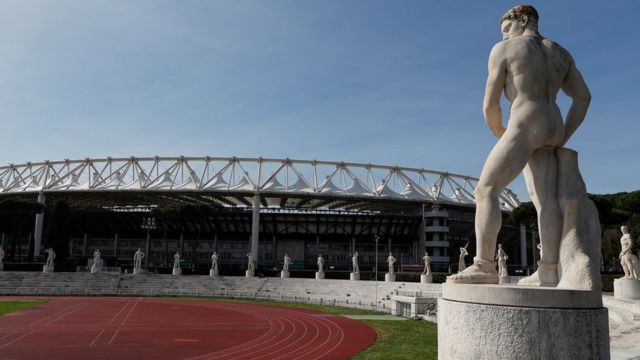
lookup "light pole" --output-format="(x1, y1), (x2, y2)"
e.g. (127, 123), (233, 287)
(141, 217), (156, 270)
(374, 234), (379, 312)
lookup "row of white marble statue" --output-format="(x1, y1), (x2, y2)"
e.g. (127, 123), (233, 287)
(5, 225), (633, 282)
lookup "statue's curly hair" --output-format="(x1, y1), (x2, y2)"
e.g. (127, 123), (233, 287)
(500, 4), (539, 24)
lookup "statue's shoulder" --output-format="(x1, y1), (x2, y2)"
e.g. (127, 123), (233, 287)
(543, 38), (574, 64)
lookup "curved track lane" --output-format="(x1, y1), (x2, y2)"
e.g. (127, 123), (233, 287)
(0, 297), (375, 360)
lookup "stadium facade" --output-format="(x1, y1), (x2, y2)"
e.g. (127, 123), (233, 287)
(0, 156), (526, 273)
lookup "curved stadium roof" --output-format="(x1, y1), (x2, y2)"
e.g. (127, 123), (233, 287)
(0, 156), (520, 212)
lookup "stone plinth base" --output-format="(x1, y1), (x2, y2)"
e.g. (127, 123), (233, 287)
(172, 268), (182, 276)
(281, 271), (290, 279)
(42, 265), (54, 273)
(210, 268), (219, 277)
(90, 266), (102, 274)
(614, 278), (640, 300)
(421, 274), (432, 283)
(385, 273), (395, 282)
(438, 284), (609, 360)
(499, 275), (508, 284)
(133, 268), (143, 275)
(315, 272), (325, 279)
(245, 270), (254, 277)
(350, 272), (360, 281)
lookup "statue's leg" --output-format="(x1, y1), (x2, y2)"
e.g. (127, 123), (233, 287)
(518, 149), (561, 286)
(447, 131), (533, 283)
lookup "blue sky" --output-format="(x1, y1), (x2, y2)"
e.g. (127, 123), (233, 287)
(0, 1), (638, 200)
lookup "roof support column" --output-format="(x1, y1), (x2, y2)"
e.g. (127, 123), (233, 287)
(33, 192), (46, 258)
(251, 193), (260, 271)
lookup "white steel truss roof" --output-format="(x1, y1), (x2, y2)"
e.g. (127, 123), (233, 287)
(0, 156), (520, 211)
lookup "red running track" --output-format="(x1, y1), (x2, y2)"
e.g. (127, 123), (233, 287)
(0, 297), (376, 360)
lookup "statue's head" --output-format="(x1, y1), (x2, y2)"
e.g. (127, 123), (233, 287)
(500, 4), (539, 39)
(621, 225), (629, 234)
(389, 252), (392, 256)
(498, 244), (503, 249)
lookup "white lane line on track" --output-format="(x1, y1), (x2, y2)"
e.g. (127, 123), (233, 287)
(89, 329), (105, 346)
(279, 314), (324, 360)
(181, 305), (280, 360)
(292, 316), (332, 360)
(218, 313), (295, 360)
(108, 302), (131, 326)
(289, 315), (322, 360)
(0, 331), (17, 340)
(262, 312), (314, 360)
(290, 312), (335, 360)
(120, 301), (138, 326)
(251, 314), (310, 360)
(44, 304), (88, 326)
(28, 304), (77, 326)
(0, 330), (34, 350)
(312, 316), (345, 360)
(108, 329), (120, 346)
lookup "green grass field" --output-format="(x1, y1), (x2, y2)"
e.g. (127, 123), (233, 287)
(157, 297), (438, 359)
(0, 300), (47, 316)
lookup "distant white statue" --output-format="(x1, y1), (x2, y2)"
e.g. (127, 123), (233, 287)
(211, 252), (218, 271)
(173, 252), (181, 270)
(317, 254), (324, 272)
(93, 249), (102, 267)
(495, 244), (509, 277)
(45, 248), (56, 266)
(133, 248), (145, 269)
(387, 252), (396, 275)
(458, 243), (469, 273)
(246, 252), (254, 272)
(283, 253), (291, 272)
(0, 247), (5, 265)
(422, 251), (431, 275)
(352, 251), (359, 273)
(620, 226), (640, 279)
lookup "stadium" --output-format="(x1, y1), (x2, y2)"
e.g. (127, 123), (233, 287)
(0, 156), (524, 275)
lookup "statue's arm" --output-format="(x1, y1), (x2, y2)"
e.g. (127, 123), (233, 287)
(559, 51), (591, 147)
(483, 43), (507, 138)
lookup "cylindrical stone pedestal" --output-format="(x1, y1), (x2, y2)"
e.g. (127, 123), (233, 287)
(438, 283), (609, 360)
(350, 272), (360, 281)
(210, 268), (219, 277)
(385, 273), (395, 282)
(172, 268), (182, 276)
(281, 271), (290, 279)
(133, 268), (143, 275)
(315, 271), (325, 279)
(90, 266), (102, 274)
(498, 275), (508, 284)
(614, 278), (640, 300)
(420, 274), (433, 283)
(245, 270), (254, 277)
(42, 265), (54, 273)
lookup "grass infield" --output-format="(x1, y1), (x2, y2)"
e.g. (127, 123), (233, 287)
(157, 297), (438, 359)
(0, 300), (47, 316)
